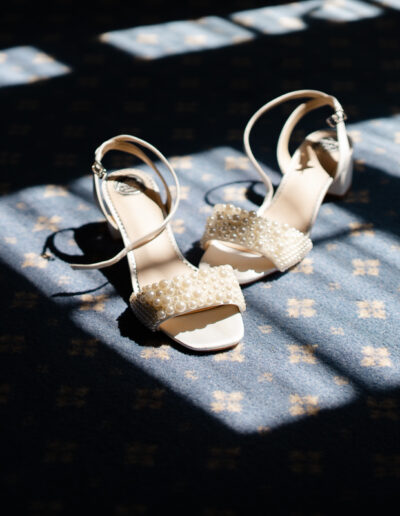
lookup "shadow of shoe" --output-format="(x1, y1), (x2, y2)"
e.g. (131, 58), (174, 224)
(45, 221), (133, 302)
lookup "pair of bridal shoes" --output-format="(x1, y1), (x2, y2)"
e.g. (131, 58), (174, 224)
(70, 90), (353, 352)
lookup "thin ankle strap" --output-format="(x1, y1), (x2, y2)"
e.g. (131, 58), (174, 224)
(277, 95), (351, 179)
(71, 134), (180, 270)
(243, 89), (350, 212)
(92, 134), (177, 230)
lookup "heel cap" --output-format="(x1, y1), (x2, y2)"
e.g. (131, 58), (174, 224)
(325, 184), (352, 201)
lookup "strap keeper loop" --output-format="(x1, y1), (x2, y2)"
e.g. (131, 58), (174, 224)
(92, 160), (106, 178)
(326, 109), (347, 128)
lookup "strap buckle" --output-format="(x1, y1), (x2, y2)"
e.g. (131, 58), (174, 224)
(326, 109), (347, 128)
(92, 160), (106, 178)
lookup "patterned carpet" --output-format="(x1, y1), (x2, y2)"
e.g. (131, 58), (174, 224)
(1, 1), (400, 513)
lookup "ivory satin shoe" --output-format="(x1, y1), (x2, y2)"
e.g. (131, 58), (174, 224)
(71, 135), (245, 351)
(200, 89), (353, 284)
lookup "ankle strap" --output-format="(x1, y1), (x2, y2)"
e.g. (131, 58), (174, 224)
(93, 134), (178, 230)
(71, 134), (180, 270)
(243, 89), (350, 212)
(276, 93), (350, 178)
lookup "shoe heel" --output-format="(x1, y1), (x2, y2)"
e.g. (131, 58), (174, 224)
(327, 157), (353, 198)
(107, 221), (122, 240)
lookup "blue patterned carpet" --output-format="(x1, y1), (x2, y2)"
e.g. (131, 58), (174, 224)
(1, 1), (400, 513)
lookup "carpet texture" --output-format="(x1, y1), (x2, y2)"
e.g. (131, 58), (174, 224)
(1, 1), (400, 513)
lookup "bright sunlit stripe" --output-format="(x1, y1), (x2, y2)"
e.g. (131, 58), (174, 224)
(0, 165), (358, 433)
(374, 0), (400, 9)
(1, 113), (400, 433)
(232, 0), (383, 35)
(0, 46), (70, 88)
(100, 16), (254, 60)
(99, 0), (387, 60)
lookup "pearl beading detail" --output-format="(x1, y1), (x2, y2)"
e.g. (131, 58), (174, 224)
(130, 265), (246, 331)
(201, 204), (313, 272)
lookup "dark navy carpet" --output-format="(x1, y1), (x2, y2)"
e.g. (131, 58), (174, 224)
(1, 1), (400, 513)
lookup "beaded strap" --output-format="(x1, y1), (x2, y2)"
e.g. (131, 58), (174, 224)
(130, 265), (246, 331)
(201, 204), (312, 272)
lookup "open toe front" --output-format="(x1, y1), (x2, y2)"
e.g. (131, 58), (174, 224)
(159, 305), (244, 352)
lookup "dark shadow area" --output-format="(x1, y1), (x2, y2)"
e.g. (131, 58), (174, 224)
(45, 223), (132, 302)
(1, 0), (400, 514)
(0, 0), (399, 192)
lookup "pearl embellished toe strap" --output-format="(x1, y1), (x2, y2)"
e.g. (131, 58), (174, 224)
(201, 204), (312, 272)
(130, 265), (246, 331)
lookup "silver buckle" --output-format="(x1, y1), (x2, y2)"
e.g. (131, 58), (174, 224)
(326, 110), (347, 128)
(92, 160), (106, 178)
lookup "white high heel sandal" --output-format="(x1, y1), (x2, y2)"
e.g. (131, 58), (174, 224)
(71, 135), (245, 351)
(200, 89), (353, 284)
